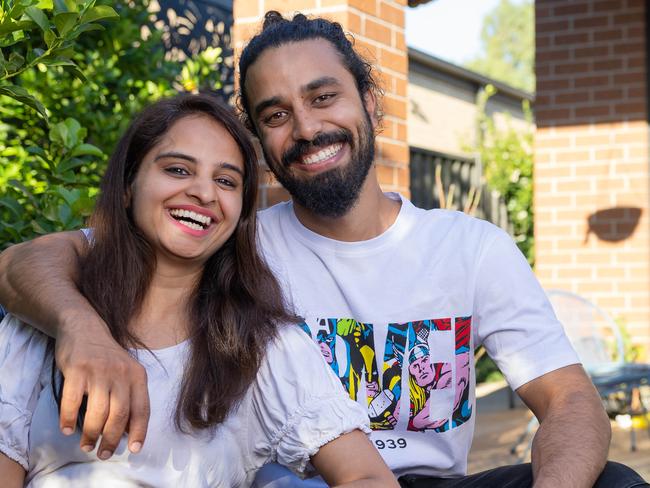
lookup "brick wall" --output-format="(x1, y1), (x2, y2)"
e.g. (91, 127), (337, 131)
(535, 0), (650, 353)
(232, 0), (410, 206)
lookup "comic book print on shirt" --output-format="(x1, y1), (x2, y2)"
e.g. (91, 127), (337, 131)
(301, 316), (472, 433)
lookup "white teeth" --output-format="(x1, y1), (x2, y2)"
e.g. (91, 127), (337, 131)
(301, 143), (342, 165)
(169, 208), (213, 228)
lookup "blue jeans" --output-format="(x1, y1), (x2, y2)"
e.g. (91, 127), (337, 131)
(398, 462), (648, 488)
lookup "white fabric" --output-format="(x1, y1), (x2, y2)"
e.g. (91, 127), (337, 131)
(0, 316), (369, 487)
(254, 193), (579, 483)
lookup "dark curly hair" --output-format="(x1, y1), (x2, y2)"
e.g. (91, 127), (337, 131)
(237, 10), (383, 133)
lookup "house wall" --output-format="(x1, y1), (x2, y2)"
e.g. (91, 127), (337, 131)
(534, 0), (650, 353)
(232, 0), (410, 206)
(408, 67), (531, 157)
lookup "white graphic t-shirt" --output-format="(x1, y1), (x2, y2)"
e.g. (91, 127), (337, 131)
(255, 193), (579, 481)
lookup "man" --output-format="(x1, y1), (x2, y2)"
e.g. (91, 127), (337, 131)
(0, 11), (646, 487)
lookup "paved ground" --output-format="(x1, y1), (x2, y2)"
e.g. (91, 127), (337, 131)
(467, 382), (650, 481)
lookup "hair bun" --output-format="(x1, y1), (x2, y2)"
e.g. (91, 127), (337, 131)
(263, 10), (284, 29)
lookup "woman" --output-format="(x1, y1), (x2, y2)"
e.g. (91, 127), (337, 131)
(0, 94), (397, 487)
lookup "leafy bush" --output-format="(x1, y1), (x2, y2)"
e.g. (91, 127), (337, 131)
(0, 0), (225, 250)
(474, 84), (534, 264)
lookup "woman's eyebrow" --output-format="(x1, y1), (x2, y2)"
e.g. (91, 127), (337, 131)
(154, 151), (196, 163)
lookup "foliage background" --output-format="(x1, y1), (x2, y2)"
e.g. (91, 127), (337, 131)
(0, 0), (225, 250)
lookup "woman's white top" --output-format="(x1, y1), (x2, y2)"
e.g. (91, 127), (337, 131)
(0, 315), (370, 487)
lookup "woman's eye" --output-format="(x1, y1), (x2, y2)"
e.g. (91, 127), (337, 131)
(165, 166), (189, 176)
(215, 177), (236, 188)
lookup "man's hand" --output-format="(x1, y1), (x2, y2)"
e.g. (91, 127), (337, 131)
(517, 364), (610, 488)
(0, 232), (151, 458)
(56, 319), (150, 458)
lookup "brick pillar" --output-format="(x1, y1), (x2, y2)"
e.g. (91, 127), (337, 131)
(233, 0), (410, 206)
(534, 0), (650, 355)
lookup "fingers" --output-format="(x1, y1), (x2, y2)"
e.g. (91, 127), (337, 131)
(96, 382), (130, 459)
(79, 382), (110, 454)
(59, 372), (86, 436)
(126, 368), (150, 454)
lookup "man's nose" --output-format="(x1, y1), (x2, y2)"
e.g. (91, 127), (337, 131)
(292, 107), (322, 142)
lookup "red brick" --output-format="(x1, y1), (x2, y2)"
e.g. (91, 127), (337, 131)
(575, 105), (611, 118)
(349, 0), (377, 16)
(613, 42), (644, 54)
(574, 15), (610, 29)
(554, 62), (590, 75)
(574, 46), (609, 58)
(537, 49), (571, 63)
(537, 108), (571, 122)
(626, 86), (646, 98)
(376, 164), (395, 186)
(234, 0), (260, 18)
(626, 56), (646, 69)
(556, 91), (590, 104)
(364, 18), (392, 45)
(264, 0), (317, 12)
(593, 0), (621, 11)
(265, 186), (291, 206)
(554, 32), (590, 46)
(614, 102), (646, 116)
(593, 87), (624, 100)
(537, 79), (571, 91)
(593, 29), (623, 41)
(380, 48), (407, 73)
(613, 71), (645, 84)
(626, 25), (645, 39)
(554, 2), (590, 15)
(537, 34), (552, 49)
(613, 13), (644, 25)
(593, 58), (623, 71)
(379, 1), (404, 26)
(348, 11), (361, 33)
(575, 75), (610, 88)
(537, 19), (570, 33)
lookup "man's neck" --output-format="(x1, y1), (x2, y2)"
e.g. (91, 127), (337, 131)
(292, 169), (402, 242)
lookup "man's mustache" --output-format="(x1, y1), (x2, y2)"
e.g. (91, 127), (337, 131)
(281, 129), (353, 166)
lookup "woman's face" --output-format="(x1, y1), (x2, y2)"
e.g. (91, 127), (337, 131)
(130, 114), (245, 267)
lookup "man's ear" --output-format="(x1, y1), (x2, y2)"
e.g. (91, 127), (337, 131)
(363, 90), (379, 130)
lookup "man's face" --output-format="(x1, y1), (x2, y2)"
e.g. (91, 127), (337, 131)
(244, 39), (377, 218)
(408, 355), (435, 388)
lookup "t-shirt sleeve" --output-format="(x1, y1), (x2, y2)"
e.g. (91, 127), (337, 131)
(473, 229), (580, 390)
(0, 315), (49, 469)
(249, 325), (370, 477)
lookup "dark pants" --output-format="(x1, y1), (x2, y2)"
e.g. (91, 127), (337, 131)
(398, 462), (649, 488)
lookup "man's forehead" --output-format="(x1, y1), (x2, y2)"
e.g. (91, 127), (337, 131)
(244, 39), (353, 100)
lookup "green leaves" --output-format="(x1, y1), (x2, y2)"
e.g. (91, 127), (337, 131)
(80, 5), (117, 24)
(24, 6), (49, 31)
(0, 83), (48, 120)
(53, 11), (77, 35)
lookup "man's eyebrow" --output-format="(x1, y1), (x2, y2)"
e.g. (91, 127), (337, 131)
(254, 96), (282, 118)
(155, 152), (244, 176)
(304, 76), (341, 92)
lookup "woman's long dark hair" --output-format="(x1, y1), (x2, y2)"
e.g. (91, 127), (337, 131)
(57, 94), (297, 431)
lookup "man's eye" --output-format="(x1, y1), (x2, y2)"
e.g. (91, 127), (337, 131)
(315, 93), (335, 104)
(264, 111), (288, 125)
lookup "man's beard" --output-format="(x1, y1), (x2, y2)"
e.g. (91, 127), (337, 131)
(270, 112), (375, 219)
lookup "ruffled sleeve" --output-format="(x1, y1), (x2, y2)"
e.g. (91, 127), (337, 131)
(0, 314), (49, 469)
(249, 325), (370, 477)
